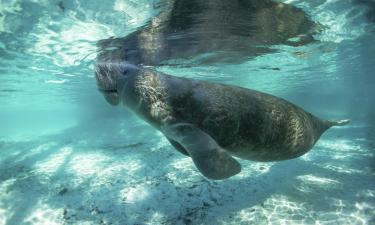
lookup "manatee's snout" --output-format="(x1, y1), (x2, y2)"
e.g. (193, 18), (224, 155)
(94, 61), (120, 105)
(95, 61), (140, 105)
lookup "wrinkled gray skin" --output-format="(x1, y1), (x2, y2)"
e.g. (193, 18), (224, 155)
(95, 62), (350, 179)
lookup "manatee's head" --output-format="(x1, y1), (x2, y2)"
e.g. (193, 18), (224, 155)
(95, 61), (139, 106)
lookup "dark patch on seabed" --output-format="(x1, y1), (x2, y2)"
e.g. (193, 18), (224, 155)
(367, 125), (375, 172)
(0, 89), (18, 93)
(102, 142), (145, 151)
(356, 0), (375, 22)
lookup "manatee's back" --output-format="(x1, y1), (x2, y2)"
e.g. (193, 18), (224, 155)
(164, 76), (328, 160)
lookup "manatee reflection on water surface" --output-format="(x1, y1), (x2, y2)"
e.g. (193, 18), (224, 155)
(97, 0), (319, 66)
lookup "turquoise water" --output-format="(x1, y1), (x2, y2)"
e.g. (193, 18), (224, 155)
(0, 0), (374, 224)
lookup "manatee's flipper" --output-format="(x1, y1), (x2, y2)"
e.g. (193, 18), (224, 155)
(166, 138), (190, 156)
(326, 119), (351, 127)
(163, 123), (241, 180)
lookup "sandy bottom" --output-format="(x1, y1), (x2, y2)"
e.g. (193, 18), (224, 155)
(0, 120), (374, 225)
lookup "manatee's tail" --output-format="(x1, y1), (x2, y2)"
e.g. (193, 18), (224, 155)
(326, 119), (351, 127)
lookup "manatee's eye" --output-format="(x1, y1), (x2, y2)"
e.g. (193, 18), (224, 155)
(120, 63), (138, 76)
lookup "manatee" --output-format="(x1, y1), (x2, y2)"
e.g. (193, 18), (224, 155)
(97, 0), (318, 66)
(95, 61), (350, 179)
